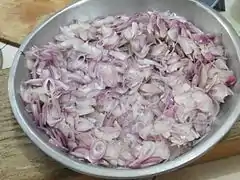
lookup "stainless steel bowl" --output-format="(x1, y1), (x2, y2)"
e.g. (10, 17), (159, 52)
(8, 0), (240, 179)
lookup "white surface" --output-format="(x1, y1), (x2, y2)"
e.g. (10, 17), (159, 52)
(0, 42), (6, 49)
(0, 1), (240, 179)
(2, 45), (18, 69)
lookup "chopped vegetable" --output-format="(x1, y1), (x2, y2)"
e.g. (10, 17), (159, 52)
(21, 10), (236, 168)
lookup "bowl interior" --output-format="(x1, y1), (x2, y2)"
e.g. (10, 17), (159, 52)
(9, 0), (240, 178)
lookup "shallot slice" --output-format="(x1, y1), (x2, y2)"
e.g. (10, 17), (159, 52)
(21, 10), (236, 169)
(89, 140), (106, 161)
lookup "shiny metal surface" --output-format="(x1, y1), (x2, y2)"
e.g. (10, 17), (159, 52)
(8, 0), (240, 179)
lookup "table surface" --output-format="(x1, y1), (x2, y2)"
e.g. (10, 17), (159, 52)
(0, 0), (71, 44)
(1, 1), (240, 180)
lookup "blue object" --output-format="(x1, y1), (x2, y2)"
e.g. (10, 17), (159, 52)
(200, 0), (219, 7)
(199, 0), (225, 11)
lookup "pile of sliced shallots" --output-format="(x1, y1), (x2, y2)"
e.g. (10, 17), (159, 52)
(21, 11), (236, 168)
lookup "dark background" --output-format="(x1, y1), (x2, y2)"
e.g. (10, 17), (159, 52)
(200, 0), (225, 11)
